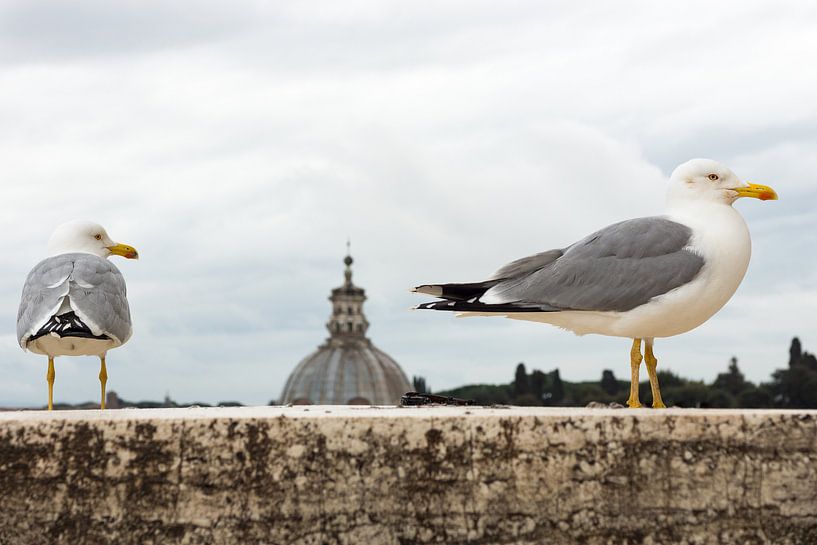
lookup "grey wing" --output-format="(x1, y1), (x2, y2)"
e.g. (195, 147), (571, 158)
(68, 254), (132, 344)
(482, 217), (705, 312)
(17, 255), (76, 347)
(489, 249), (563, 281)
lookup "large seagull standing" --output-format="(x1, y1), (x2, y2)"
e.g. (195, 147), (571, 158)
(413, 159), (777, 408)
(17, 221), (139, 410)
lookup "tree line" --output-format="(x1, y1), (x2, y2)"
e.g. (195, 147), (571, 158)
(421, 337), (817, 408)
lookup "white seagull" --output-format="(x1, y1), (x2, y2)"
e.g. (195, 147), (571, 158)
(17, 221), (139, 410)
(413, 159), (777, 408)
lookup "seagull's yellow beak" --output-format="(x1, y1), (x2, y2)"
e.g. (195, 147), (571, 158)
(107, 243), (139, 259)
(732, 183), (778, 201)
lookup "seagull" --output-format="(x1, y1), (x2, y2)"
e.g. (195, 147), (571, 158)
(17, 221), (139, 410)
(413, 159), (777, 408)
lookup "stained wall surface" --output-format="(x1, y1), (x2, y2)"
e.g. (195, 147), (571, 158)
(1, 406), (816, 545)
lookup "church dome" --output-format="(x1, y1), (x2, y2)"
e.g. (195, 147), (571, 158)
(279, 249), (412, 405)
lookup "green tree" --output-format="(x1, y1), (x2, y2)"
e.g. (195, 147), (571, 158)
(570, 383), (609, 406)
(437, 337), (817, 409)
(600, 370), (618, 395)
(550, 369), (565, 403)
(737, 386), (772, 408)
(768, 338), (817, 407)
(436, 384), (511, 405)
(787, 337), (817, 371)
(412, 376), (430, 394)
(790, 337), (803, 367)
(662, 382), (709, 408)
(530, 370), (547, 402)
(768, 365), (817, 408)
(513, 363), (529, 398)
(712, 357), (750, 396)
(704, 389), (736, 408)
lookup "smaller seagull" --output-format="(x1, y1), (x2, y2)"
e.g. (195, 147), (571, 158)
(17, 221), (139, 410)
(413, 159), (777, 408)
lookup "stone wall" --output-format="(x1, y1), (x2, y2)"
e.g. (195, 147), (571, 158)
(1, 406), (816, 545)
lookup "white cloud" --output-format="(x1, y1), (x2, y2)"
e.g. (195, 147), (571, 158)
(0, 0), (814, 405)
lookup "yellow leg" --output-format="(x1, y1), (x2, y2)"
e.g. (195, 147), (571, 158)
(99, 355), (108, 410)
(626, 338), (643, 408)
(644, 339), (666, 409)
(47, 357), (55, 411)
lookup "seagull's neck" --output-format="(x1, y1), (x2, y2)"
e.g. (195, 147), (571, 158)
(665, 199), (743, 227)
(48, 247), (109, 259)
(665, 199), (751, 274)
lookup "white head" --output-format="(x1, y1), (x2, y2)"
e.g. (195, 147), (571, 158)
(47, 220), (139, 260)
(667, 158), (777, 208)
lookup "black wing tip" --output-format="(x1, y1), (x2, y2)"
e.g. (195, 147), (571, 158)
(412, 281), (498, 301)
(29, 311), (111, 342)
(415, 301), (447, 310)
(415, 300), (560, 313)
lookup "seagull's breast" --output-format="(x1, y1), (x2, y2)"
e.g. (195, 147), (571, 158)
(611, 203), (752, 338)
(670, 203), (751, 310)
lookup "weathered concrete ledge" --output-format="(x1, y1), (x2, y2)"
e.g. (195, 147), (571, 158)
(1, 406), (816, 545)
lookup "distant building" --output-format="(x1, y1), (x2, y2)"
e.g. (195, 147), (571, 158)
(279, 250), (411, 405)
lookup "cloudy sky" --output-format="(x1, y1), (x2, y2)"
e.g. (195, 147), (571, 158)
(0, 0), (815, 406)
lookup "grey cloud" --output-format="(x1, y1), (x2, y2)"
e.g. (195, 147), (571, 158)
(643, 122), (817, 175)
(0, 1), (815, 406)
(0, 0), (259, 64)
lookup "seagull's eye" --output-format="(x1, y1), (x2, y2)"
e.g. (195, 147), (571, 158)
(708, 174), (719, 181)
(94, 234), (102, 240)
